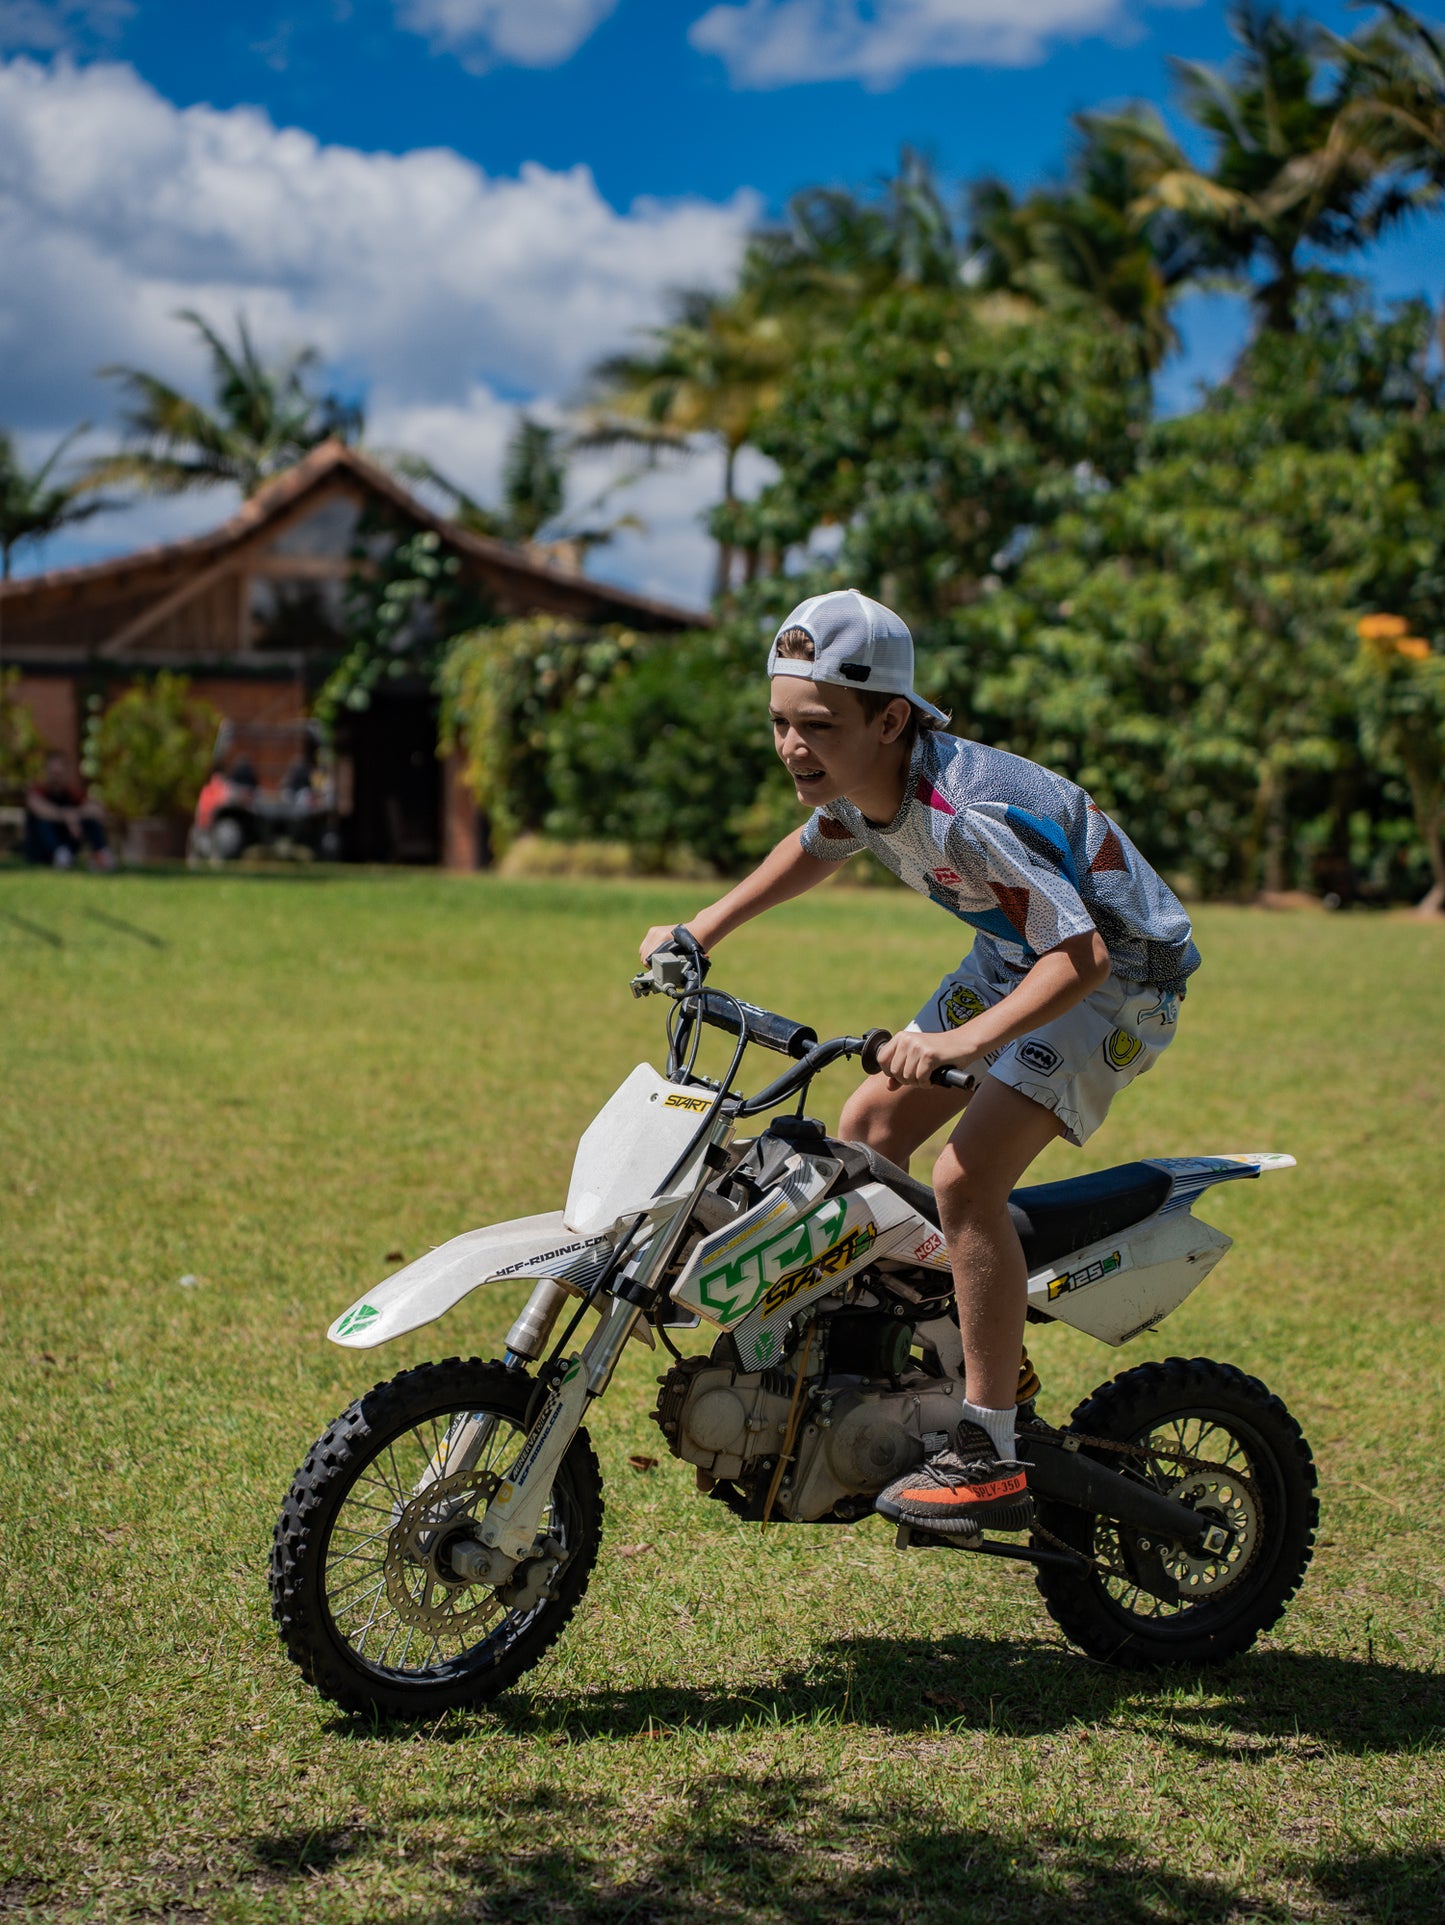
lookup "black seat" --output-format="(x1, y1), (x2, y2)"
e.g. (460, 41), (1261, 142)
(1007, 1162), (1173, 1270)
(841, 1146), (1171, 1272)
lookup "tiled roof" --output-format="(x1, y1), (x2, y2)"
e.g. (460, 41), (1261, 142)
(0, 438), (708, 629)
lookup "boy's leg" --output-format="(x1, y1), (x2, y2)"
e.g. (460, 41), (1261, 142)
(932, 1078), (1063, 1412)
(876, 1077), (1061, 1535)
(837, 1073), (968, 1171)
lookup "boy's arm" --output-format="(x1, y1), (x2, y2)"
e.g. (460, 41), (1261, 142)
(638, 829), (835, 963)
(876, 931), (1111, 1088)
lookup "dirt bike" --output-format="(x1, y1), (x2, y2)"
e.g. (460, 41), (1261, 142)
(270, 931), (1318, 1717)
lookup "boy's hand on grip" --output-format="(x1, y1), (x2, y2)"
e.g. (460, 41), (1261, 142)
(875, 1028), (972, 1091)
(639, 924), (677, 965)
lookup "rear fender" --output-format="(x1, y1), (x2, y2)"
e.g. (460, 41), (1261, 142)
(328, 1213), (612, 1350)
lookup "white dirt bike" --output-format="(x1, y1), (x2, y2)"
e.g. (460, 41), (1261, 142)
(270, 931), (1317, 1717)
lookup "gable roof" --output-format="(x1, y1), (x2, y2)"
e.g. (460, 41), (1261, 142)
(0, 438), (709, 637)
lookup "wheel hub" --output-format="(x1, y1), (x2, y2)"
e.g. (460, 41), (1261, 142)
(383, 1468), (505, 1636)
(1156, 1471), (1259, 1598)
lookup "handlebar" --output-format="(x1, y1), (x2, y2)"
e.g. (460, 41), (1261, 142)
(632, 953), (972, 1106)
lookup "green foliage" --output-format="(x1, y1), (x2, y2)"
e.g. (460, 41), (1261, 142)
(0, 668), (46, 795)
(950, 294), (1444, 895)
(1352, 616), (1445, 902)
(544, 624), (778, 871)
(316, 525), (489, 729)
(91, 310), (362, 498)
(725, 293), (1148, 631)
(0, 426), (116, 578)
(438, 616), (644, 849)
(89, 673), (219, 820)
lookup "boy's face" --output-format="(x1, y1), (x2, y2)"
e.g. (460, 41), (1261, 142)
(769, 675), (908, 809)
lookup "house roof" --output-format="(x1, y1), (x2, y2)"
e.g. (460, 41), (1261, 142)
(0, 438), (709, 633)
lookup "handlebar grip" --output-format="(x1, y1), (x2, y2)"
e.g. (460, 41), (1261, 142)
(931, 1067), (976, 1091)
(695, 992), (817, 1059)
(859, 1027), (891, 1076)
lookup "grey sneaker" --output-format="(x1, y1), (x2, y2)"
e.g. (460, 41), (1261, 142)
(876, 1421), (1032, 1536)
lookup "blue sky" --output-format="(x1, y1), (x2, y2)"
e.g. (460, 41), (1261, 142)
(2, 0), (1441, 603)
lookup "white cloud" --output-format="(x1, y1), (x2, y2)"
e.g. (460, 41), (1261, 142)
(0, 1), (131, 55)
(0, 56), (756, 603)
(689, 0), (1192, 90)
(394, 0), (618, 71)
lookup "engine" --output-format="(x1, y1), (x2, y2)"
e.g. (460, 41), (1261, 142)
(653, 1318), (966, 1523)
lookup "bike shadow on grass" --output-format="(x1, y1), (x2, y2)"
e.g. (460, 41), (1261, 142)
(321, 1777), (1445, 1925)
(333, 1633), (1442, 1758)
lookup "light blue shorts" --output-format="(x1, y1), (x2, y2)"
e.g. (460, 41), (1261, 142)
(906, 947), (1181, 1147)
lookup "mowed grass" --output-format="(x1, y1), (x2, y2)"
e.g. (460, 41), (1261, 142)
(1, 868), (1442, 1925)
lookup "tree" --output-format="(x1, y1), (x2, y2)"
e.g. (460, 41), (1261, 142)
(954, 294), (1445, 896)
(966, 111), (1202, 370)
(585, 287), (792, 598)
(90, 311), (362, 498)
(1353, 613), (1445, 912)
(0, 426), (118, 578)
(724, 291), (1148, 638)
(1119, 4), (1396, 333)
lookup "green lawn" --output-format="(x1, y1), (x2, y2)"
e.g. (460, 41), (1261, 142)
(2, 869), (1442, 1924)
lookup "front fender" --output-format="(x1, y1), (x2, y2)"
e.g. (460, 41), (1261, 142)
(328, 1212), (612, 1349)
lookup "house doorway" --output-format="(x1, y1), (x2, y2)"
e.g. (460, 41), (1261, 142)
(341, 690), (442, 864)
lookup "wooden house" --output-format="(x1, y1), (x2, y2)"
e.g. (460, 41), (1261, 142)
(0, 440), (703, 866)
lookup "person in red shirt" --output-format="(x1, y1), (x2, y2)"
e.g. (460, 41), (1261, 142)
(23, 750), (115, 870)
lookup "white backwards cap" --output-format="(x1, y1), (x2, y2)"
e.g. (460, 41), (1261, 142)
(767, 589), (948, 727)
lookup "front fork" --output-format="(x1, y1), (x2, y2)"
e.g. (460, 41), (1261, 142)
(456, 1189), (699, 1567)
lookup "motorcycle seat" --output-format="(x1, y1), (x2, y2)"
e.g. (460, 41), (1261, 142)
(844, 1144), (1172, 1272)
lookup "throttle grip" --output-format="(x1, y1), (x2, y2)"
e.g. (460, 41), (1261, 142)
(931, 1067), (976, 1092)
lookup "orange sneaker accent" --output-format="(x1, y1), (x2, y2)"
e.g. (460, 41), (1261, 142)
(901, 1470), (1027, 1508)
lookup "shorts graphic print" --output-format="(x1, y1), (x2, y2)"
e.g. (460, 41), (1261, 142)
(907, 947), (1180, 1147)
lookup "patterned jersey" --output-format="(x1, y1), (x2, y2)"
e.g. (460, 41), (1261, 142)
(800, 731), (1200, 991)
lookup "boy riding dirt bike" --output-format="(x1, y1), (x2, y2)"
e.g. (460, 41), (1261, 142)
(639, 589), (1199, 1538)
(270, 590), (1315, 1718)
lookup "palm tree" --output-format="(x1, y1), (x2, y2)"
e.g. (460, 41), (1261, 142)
(585, 288), (792, 597)
(410, 416), (639, 571)
(966, 110), (1202, 370)
(0, 427), (119, 579)
(1126, 3), (1395, 333)
(744, 147), (962, 313)
(90, 310), (363, 498)
(1327, 5), (1445, 213)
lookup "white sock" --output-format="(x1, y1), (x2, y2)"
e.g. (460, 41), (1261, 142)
(960, 1399), (1017, 1463)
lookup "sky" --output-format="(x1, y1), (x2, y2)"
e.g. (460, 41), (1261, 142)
(2, 0), (1441, 607)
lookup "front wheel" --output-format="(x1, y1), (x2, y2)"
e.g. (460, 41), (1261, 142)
(269, 1357), (602, 1717)
(1032, 1356), (1317, 1668)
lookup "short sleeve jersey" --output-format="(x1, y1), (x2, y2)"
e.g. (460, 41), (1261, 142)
(800, 731), (1200, 992)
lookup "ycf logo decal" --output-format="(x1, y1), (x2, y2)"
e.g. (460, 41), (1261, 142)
(1048, 1250), (1122, 1301)
(336, 1302), (380, 1337)
(696, 1196), (855, 1323)
(757, 1219), (878, 1320)
(663, 1091), (711, 1113)
(942, 983), (987, 1029)
(1017, 1039), (1063, 1077)
(1103, 1028), (1145, 1072)
(932, 868), (963, 888)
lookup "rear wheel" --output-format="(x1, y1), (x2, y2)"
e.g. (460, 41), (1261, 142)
(1032, 1356), (1316, 1668)
(270, 1357), (602, 1716)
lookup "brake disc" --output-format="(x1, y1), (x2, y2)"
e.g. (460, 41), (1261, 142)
(382, 1467), (504, 1637)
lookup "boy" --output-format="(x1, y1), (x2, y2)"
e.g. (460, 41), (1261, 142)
(639, 589), (1199, 1536)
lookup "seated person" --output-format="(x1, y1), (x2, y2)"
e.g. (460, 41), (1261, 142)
(24, 751), (115, 870)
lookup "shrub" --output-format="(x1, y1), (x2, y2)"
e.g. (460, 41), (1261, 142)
(91, 673), (219, 820)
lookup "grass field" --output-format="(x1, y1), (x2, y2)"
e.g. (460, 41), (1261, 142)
(2, 868), (1442, 1924)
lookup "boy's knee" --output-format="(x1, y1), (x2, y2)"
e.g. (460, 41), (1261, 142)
(932, 1143), (1007, 1221)
(838, 1081), (893, 1148)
